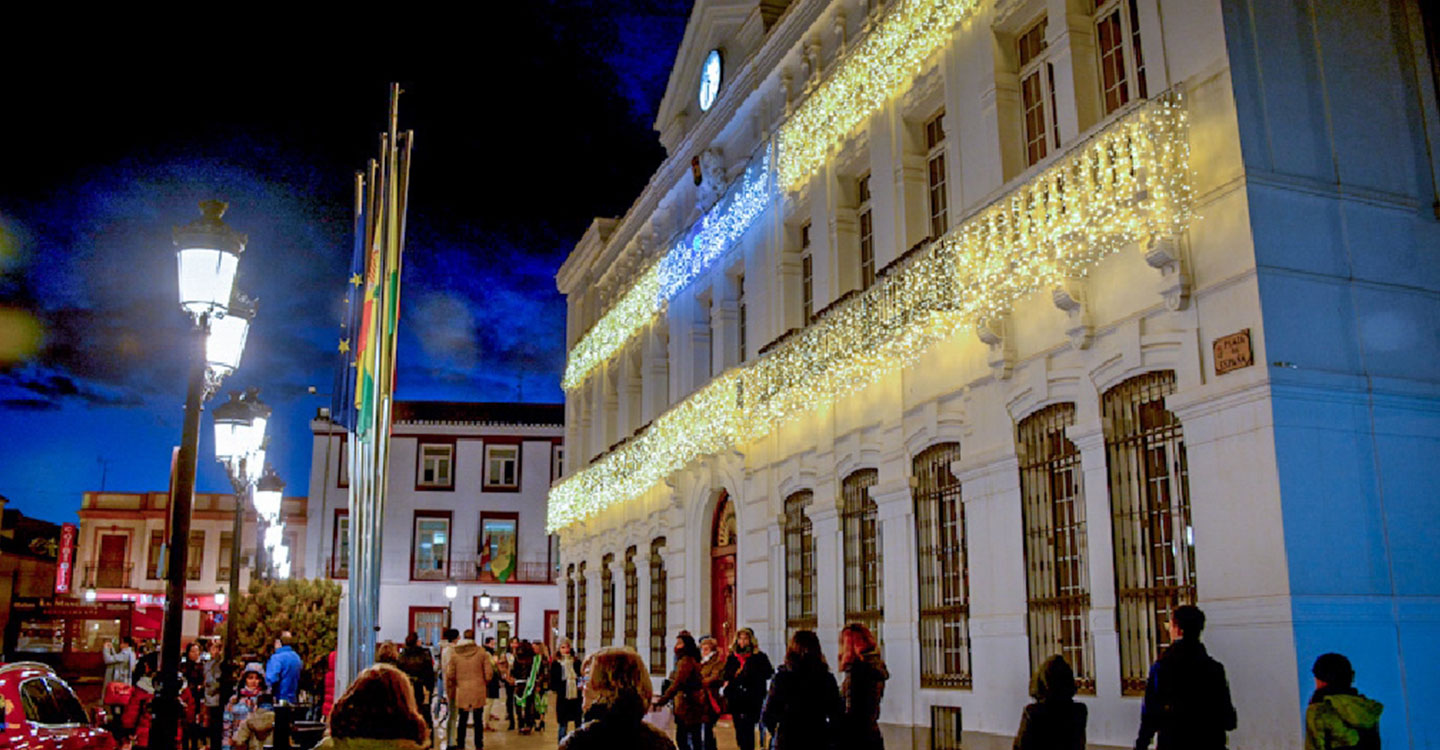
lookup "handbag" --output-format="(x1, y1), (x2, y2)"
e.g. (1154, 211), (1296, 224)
(104, 681), (133, 705)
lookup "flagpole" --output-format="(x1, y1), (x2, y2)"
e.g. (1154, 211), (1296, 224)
(370, 85), (401, 660)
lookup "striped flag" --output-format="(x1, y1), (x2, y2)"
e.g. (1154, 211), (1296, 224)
(331, 173), (367, 431)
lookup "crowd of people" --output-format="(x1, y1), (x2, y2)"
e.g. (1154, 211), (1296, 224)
(99, 604), (1385, 750)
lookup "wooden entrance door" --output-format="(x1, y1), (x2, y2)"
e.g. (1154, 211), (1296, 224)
(711, 492), (737, 652)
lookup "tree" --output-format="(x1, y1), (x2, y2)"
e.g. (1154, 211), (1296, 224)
(228, 578), (341, 694)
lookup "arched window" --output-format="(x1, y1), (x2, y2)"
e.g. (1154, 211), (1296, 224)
(913, 443), (971, 688)
(575, 561), (588, 658)
(565, 563), (576, 646)
(649, 538), (668, 675)
(1017, 403), (1094, 693)
(842, 469), (882, 640)
(1103, 371), (1196, 694)
(624, 546), (639, 650)
(600, 553), (616, 645)
(783, 490), (817, 635)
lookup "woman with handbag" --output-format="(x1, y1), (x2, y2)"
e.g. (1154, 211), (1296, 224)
(697, 637), (725, 750)
(104, 637), (137, 718)
(653, 632), (706, 750)
(721, 628), (773, 750)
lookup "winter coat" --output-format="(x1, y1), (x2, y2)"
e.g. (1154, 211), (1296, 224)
(121, 676), (156, 748)
(224, 686), (264, 749)
(265, 646), (302, 703)
(1015, 701), (1087, 750)
(397, 645), (437, 709)
(323, 651), (337, 717)
(838, 651), (889, 750)
(656, 654), (707, 727)
(1304, 688), (1382, 750)
(761, 664), (842, 750)
(313, 737), (429, 750)
(204, 658), (223, 708)
(1134, 638), (1238, 750)
(721, 650), (774, 721)
(183, 658), (207, 722)
(103, 643), (135, 686)
(699, 654), (726, 723)
(444, 640), (495, 711)
(548, 656), (583, 725)
(233, 708), (275, 750)
(557, 705), (677, 750)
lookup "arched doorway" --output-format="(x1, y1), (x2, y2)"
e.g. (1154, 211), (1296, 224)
(711, 491), (737, 654)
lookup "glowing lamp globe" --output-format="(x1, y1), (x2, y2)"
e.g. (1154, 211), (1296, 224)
(254, 464), (286, 521)
(205, 304), (252, 380)
(264, 524), (285, 551)
(273, 544), (291, 579)
(445, 582), (458, 600)
(213, 389), (268, 465)
(214, 588), (228, 607)
(479, 591), (492, 610)
(174, 200), (246, 318)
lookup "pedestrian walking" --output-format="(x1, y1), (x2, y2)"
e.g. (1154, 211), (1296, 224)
(399, 632), (439, 739)
(721, 627), (774, 750)
(503, 638), (521, 730)
(378, 640), (402, 666)
(654, 631), (708, 750)
(549, 638), (584, 743)
(205, 640), (225, 750)
(698, 637), (725, 750)
(1133, 605), (1237, 750)
(760, 629), (841, 750)
(103, 637), (137, 722)
(265, 632), (302, 704)
(514, 641), (543, 734)
(445, 629), (495, 750)
(223, 663), (267, 750)
(436, 629), (459, 748)
(1014, 655), (1086, 750)
(119, 653), (158, 750)
(1305, 653), (1382, 750)
(485, 639), (509, 732)
(182, 641), (208, 750)
(532, 642), (551, 733)
(557, 647), (675, 750)
(315, 664), (430, 750)
(836, 623), (888, 750)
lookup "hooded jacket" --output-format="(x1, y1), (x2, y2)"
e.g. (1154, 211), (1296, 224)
(444, 639), (495, 711)
(1304, 689), (1382, 750)
(225, 663), (267, 749)
(838, 651), (889, 750)
(234, 705), (276, 750)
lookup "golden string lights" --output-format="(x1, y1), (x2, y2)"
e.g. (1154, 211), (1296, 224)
(548, 93), (1194, 532)
(777, 0), (980, 192)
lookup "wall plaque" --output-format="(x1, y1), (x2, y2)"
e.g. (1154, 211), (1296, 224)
(1213, 329), (1253, 375)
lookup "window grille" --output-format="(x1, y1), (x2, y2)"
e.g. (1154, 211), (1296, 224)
(649, 538), (668, 675)
(783, 491), (817, 635)
(913, 443), (971, 688)
(1095, 0), (1148, 115)
(1016, 403), (1095, 692)
(930, 706), (963, 750)
(842, 469), (883, 641)
(601, 553), (616, 645)
(925, 111), (949, 237)
(1103, 371), (1196, 694)
(624, 546), (639, 650)
(737, 274), (747, 362)
(565, 564), (576, 646)
(576, 561), (588, 658)
(858, 174), (875, 290)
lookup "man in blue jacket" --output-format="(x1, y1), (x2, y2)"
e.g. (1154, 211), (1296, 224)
(265, 631), (302, 703)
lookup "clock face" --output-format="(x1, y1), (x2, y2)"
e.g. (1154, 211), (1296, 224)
(698, 49), (722, 112)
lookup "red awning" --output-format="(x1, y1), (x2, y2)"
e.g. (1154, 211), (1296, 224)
(132, 607), (162, 638)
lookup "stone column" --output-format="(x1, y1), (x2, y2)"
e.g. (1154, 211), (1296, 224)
(873, 477), (916, 726)
(810, 497), (844, 653)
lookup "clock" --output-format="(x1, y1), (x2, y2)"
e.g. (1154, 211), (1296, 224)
(698, 49), (722, 112)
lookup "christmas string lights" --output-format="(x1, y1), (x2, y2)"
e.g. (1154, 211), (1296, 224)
(562, 146), (774, 391)
(549, 92), (1194, 532)
(777, 0), (980, 192)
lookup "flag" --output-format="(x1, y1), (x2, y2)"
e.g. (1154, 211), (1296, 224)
(479, 532), (492, 575)
(354, 157), (384, 439)
(331, 173), (366, 431)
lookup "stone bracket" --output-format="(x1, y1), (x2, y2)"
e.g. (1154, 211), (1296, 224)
(1144, 235), (1190, 311)
(1051, 277), (1093, 350)
(975, 315), (1014, 380)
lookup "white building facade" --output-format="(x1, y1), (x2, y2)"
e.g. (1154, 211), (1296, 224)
(553, 1), (1440, 748)
(306, 402), (565, 653)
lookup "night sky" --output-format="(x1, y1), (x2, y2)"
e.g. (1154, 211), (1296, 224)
(0, 2), (693, 524)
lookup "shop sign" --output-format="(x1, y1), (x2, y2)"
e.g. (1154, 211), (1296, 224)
(1214, 329), (1254, 376)
(54, 523), (77, 595)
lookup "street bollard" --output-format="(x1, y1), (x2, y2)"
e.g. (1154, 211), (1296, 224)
(273, 702), (291, 750)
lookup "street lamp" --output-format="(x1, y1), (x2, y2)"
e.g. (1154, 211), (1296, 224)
(445, 580), (458, 628)
(83, 586), (97, 603)
(155, 200), (249, 750)
(214, 587), (227, 608)
(214, 387), (270, 706)
(478, 591), (492, 610)
(254, 464), (285, 581)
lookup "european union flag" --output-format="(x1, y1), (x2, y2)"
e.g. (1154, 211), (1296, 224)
(331, 173), (367, 431)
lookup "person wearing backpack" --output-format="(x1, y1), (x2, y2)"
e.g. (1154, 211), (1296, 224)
(1305, 653), (1382, 750)
(1133, 605), (1237, 749)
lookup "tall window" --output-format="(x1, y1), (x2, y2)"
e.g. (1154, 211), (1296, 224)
(1017, 403), (1095, 692)
(783, 490), (817, 634)
(800, 222), (814, 323)
(418, 443), (454, 488)
(913, 443), (972, 688)
(479, 513), (519, 582)
(1094, 0), (1147, 115)
(146, 530), (163, 579)
(623, 546), (639, 649)
(857, 174), (875, 290)
(552, 444), (565, 483)
(485, 444), (520, 489)
(576, 561), (588, 657)
(332, 510), (350, 579)
(600, 553), (616, 645)
(412, 512), (451, 581)
(842, 470), (883, 640)
(649, 538), (668, 675)
(565, 564), (577, 646)
(1104, 371), (1196, 694)
(217, 531), (234, 582)
(1018, 16), (1061, 166)
(736, 274), (747, 362)
(186, 531), (205, 581)
(925, 111), (949, 237)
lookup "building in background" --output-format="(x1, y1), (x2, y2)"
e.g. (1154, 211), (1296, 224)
(0, 494), (60, 641)
(306, 401), (564, 653)
(553, 1), (1440, 748)
(72, 490), (307, 641)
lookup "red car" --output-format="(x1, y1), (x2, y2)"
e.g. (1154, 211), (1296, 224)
(0, 662), (116, 750)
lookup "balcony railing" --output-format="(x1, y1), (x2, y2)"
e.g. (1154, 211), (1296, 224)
(84, 562), (134, 590)
(447, 557), (556, 585)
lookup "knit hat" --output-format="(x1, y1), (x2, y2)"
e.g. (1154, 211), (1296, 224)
(242, 662), (267, 684)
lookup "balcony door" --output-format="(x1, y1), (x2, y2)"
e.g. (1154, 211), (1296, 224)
(710, 492), (737, 654)
(97, 534), (128, 588)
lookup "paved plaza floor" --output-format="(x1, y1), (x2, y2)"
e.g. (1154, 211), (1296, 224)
(440, 710), (743, 750)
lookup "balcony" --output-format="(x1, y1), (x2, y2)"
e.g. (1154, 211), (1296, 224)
(83, 562), (135, 590)
(447, 557), (556, 585)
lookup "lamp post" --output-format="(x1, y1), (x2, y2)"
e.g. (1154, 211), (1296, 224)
(153, 201), (250, 750)
(254, 465), (286, 581)
(213, 387), (269, 709)
(444, 581), (458, 628)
